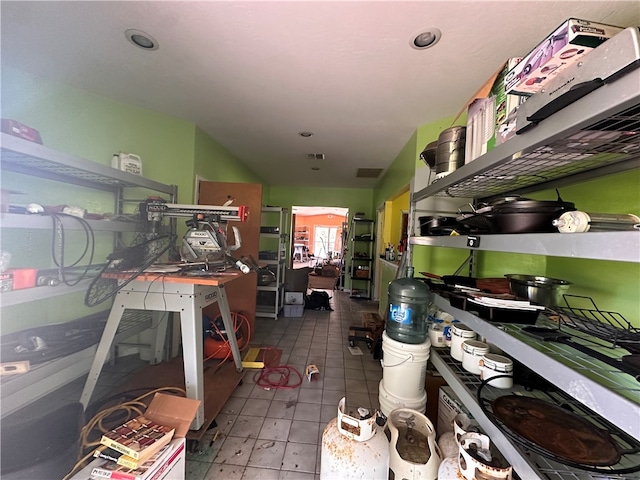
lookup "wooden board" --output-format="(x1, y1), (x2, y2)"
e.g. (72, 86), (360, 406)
(115, 356), (243, 441)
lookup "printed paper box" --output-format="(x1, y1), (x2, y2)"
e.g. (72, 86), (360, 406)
(505, 18), (623, 96)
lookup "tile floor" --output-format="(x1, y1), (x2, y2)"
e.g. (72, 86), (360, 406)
(185, 291), (382, 479)
(5, 290), (381, 479)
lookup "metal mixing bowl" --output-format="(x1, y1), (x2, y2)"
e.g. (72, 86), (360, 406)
(505, 274), (571, 307)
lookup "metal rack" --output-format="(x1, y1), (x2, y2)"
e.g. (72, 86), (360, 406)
(1, 134), (178, 415)
(256, 207), (289, 319)
(409, 67), (640, 479)
(432, 347), (640, 479)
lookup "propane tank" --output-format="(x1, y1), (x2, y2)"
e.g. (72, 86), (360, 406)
(320, 397), (389, 480)
(385, 408), (441, 480)
(386, 267), (434, 344)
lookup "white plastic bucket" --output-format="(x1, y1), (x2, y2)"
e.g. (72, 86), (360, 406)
(378, 380), (427, 416)
(479, 354), (514, 389)
(381, 330), (431, 399)
(461, 340), (489, 374)
(450, 324), (476, 361)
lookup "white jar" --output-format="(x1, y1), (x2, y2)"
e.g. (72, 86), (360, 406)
(450, 324), (476, 361)
(461, 340), (489, 374)
(479, 354), (513, 389)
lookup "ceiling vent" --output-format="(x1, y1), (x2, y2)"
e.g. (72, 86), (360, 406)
(306, 153), (325, 160)
(356, 168), (384, 178)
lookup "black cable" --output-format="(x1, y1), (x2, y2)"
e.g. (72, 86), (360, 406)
(49, 213), (96, 286)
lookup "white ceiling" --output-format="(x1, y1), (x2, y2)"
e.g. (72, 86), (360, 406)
(2, 1), (639, 189)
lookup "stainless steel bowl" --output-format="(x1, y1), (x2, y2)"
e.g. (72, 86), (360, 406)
(505, 274), (571, 307)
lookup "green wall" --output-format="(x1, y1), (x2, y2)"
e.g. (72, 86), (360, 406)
(1, 68), (261, 334)
(194, 127), (264, 189)
(2, 67), (197, 204)
(373, 130), (418, 210)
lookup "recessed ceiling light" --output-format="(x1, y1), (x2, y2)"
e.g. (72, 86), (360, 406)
(411, 28), (442, 50)
(125, 29), (159, 51)
(299, 131), (314, 138)
(311, 167), (320, 171)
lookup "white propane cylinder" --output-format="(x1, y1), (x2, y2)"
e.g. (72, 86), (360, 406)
(385, 408), (441, 480)
(320, 397), (389, 480)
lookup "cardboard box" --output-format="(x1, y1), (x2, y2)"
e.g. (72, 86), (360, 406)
(465, 58), (523, 163)
(285, 292), (304, 305)
(71, 438), (186, 480)
(284, 304), (304, 317)
(505, 18), (624, 96)
(144, 393), (201, 438)
(437, 386), (472, 438)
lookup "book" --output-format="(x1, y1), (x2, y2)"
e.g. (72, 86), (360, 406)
(100, 415), (174, 461)
(90, 443), (174, 480)
(93, 445), (152, 470)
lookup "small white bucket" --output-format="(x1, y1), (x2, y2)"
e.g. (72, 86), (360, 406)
(378, 380), (427, 417)
(450, 324), (476, 361)
(479, 354), (513, 389)
(461, 340), (489, 375)
(381, 330), (431, 400)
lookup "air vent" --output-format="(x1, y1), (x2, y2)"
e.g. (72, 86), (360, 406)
(306, 153), (325, 160)
(356, 168), (384, 178)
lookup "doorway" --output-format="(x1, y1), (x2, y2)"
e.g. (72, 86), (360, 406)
(291, 206), (349, 269)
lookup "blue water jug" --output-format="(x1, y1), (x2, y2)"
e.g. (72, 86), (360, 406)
(386, 268), (433, 344)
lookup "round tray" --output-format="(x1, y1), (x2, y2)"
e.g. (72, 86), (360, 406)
(491, 395), (621, 467)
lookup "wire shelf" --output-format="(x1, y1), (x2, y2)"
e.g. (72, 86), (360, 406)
(435, 348), (640, 479)
(553, 295), (640, 349)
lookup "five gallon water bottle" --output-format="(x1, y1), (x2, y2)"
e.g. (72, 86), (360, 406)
(386, 267), (433, 344)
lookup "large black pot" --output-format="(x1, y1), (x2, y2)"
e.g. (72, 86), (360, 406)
(457, 194), (576, 234)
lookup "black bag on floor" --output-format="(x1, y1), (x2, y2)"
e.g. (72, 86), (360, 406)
(304, 290), (333, 311)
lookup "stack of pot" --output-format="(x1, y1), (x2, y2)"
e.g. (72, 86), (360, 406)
(420, 126), (467, 177)
(379, 268), (433, 416)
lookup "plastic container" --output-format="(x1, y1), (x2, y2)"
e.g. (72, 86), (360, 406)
(378, 379), (427, 417)
(450, 324), (476, 361)
(428, 322), (445, 347)
(461, 340), (490, 374)
(479, 354), (514, 389)
(320, 397), (389, 480)
(381, 331), (430, 399)
(386, 408), (441, 480)
(386, 268), (434, 344)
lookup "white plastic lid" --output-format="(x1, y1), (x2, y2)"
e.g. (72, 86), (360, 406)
(481, 353), (514, 371)
(452, 323), (475, 337)
(462, 340), (489, 354)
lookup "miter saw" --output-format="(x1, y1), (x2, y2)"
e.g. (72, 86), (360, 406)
(140, 198), (251, 272)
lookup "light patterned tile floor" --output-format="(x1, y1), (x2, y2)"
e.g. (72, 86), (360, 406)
(6, 290), (380, 480)
(186, 290), (381, 480)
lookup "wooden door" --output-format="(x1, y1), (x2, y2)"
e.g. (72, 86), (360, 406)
(198, 181), (262, 332)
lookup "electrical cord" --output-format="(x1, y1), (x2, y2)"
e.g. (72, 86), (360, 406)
(49, 212), (96, 286)
(252, 347), (303, 390)
(62, 386), (187, 480)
